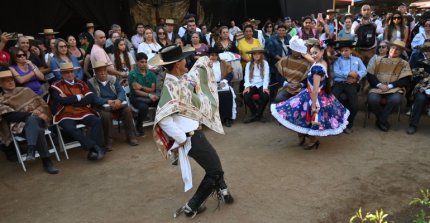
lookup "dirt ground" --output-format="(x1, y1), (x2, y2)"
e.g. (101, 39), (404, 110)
(1, 100), (430, 223)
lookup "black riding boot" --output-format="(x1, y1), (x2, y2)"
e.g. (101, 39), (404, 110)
(42, 157), (59, 174)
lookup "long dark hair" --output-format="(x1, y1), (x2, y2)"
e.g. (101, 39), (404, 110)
(311, 45), (332, 94)
(386, 11), (406, 41)
(113, 39), (131, 71)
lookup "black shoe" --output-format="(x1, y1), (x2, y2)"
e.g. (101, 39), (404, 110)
(174, 203), (207, 218)
(376, 120), (389, 132)
(93, 145), (105, 160)
(303, 141), (320, 150)
(42, 158), (59, 174)
(243, 114), (257, 123)
(225, 119), (232, 127)
(406, 125), (417, 135)
(87, 151), (98, 160)
(26, 146), (36, 161)
(218, 188), (234, 204)
(136, 125), (145, 137)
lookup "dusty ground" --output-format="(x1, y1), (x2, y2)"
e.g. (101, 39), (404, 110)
(1, 100), (430, 223)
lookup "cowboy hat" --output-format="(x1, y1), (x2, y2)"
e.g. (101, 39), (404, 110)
(246, 47), (266, 54)
(334, 39), (355, 49)
(207, 47), (221, 54)
(53, 62), (80, 72)
(86, 23), (96, 28)
(250, 19), (261, 25)
(165, 18), (176, 25)
(38, 28), (59, 35)
(388, 40), (408, 51)
(92, 61), (112, 69)
(0, 70), (13, 79)
(288, 36), (307, 54)
(148, 45), (195, 66)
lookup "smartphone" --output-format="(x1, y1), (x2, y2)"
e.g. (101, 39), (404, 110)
(9, 32), (18, 39)
(317, 13), (323, 21)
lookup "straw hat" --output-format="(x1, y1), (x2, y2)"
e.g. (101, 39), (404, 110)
(388, 40), (407, 51)
(148, 45), (195, 66)
(0, 70), (13, 79)
(92, 61), (111, 69)
(38, 28), (59, 35)
(288, 36), (307, 54)
(250, 19), (261, 25)
(86, 23), (96, 28)
(165, 19), (176, 25)
(53, 62), (80, 72)
(306, 38), (320, 47)
(326, 9), (336, 14)
(246, 47), (266, 54)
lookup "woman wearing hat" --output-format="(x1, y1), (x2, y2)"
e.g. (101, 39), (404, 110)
(243, 47), (270, 123)
(149, 45), (233, 217)
(272, 43), (349, 149)
(208, 47), (236, 127)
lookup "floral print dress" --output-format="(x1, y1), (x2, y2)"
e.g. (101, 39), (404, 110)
(271, 63), (350, 136)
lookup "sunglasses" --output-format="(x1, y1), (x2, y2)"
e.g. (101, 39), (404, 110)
(380, 45), (387, 48)
(158, 32), (165, 35)
(267, 25), (273, 28)
(393, 17), (402, 20)
(58, 45), (68, 48)
(17, 54), (26, 58)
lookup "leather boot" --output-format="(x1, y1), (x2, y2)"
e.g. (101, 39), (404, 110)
(42, 157), (59, 174)
(93, 145), (105, 160)
(26, 146), (36, 161)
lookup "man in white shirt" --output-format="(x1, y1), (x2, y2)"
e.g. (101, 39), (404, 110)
(131, 23), (145, 50)
(149, 45), (234, 218)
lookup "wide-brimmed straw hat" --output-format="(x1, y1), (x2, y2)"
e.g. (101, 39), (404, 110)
(288, 36), (307, 54)
(148, 45), (195, 66)
(53, 62), (80, 72)
(250, 19), (261, 25)
(92, 61), (111, 69)
(86, 23), (96, 28)
(326, 9), (336, 14)
(0, 70), (13, 79)
(246, 47), (266, 54)
(388, 40), (408, 51)
(306, 38), (320, 47)
(165, 19), (176, 25)
(38, 28), (59, 35)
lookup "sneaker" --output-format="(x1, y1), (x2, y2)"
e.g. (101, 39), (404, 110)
(405, 109), (411, 116)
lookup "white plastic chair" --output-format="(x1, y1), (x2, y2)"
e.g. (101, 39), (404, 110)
(10, 128), (60, 172)
(56, 124), (86, 159)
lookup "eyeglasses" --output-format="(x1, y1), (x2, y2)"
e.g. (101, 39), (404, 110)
(158, 32), (165, 35)
(380, 45), (387, 48)
(58, 45), (68, 49)
(17, 54), (26, 58)
(267, 25), (273, 28)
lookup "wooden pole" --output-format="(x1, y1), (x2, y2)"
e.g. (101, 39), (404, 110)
(333, 0), (336, 10)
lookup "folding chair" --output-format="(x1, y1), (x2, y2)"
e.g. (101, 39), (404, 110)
(56, 124), (86, 159)
(10, 127), (60, 172)
(123, 85), (155, 128)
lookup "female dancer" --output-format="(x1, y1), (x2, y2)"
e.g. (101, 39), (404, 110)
(271, 43), (349, 149)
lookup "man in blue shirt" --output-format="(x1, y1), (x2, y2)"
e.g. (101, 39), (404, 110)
(87, 61), (138, 150)
(332, 40), (367, 133)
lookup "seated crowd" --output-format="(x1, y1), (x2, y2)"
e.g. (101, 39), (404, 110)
(1, 3), (430, 174)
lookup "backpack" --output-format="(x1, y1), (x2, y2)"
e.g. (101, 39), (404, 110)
(356, 23), (376, 48)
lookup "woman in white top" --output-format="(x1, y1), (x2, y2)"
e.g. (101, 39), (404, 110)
(110, 38), (135, 85)
(137, 27), (161, 60)
(384, 11), (408, 43)
(243, 47), (270, 123)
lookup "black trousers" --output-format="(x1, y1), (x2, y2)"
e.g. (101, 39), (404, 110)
(59, 115), (103, 150)
(186, 130), (227, 210)
(368, 92), (402, 124)
(410, 92), (429, 127)
(218, 90), (233, 120)
(243, 86), (270, 117)
(332, 82), (359, 128)
(131, 97), (156, 127)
